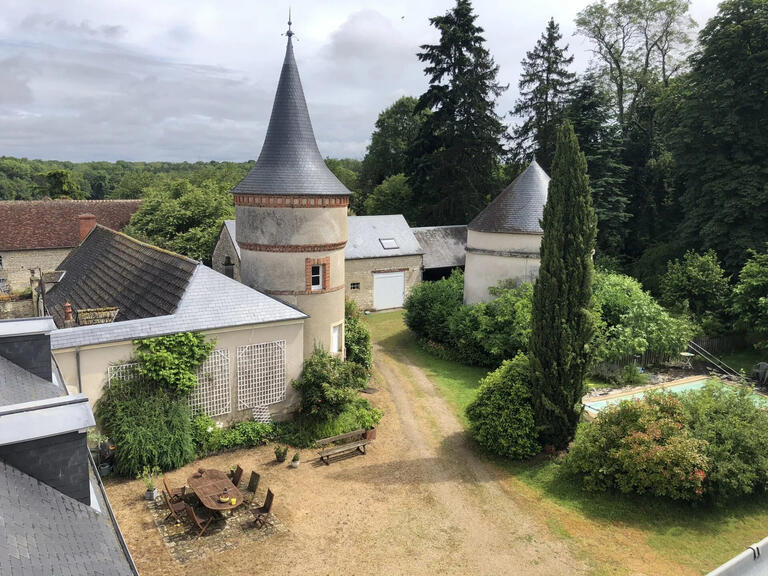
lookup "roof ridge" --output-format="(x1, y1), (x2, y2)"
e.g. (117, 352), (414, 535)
(87, 224), (200, 265)
(0, 199), (142, 205)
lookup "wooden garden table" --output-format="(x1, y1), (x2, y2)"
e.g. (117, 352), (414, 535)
(187, 468), (244, 512)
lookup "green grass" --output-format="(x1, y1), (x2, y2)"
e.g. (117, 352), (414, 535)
(720, 347), (766, 374)
(368, 309), (768, 574)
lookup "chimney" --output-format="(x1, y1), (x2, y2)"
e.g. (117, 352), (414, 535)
(64, 301), (76, 328)
(78, 213), (97, 243)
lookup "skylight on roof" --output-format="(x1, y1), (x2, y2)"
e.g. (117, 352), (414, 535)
(379, 238), (399, 250)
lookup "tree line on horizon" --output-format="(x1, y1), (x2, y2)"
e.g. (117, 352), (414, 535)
(2, 0), (766, 288)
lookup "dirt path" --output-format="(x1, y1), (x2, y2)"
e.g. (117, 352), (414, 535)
(107, 340), (589, 576)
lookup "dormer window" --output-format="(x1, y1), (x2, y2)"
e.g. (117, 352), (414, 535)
(379, 238), (398, 250)
(311, 264), (324, 290)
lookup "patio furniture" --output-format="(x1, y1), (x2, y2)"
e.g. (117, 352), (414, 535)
(316, 429), (372, 465)
(252, 489), (274, 529)
(187, 469), (244, 512)
(184, 502), (213, 539)
(680, 352), (695, 369)
(162, 475), (186, 503)
(162, 490), (186, 524)
(247, 471), (260, 494)
(231, 465), (244, 488)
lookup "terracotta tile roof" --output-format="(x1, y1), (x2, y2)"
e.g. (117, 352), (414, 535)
(0, 199), (142, 251)
(45, 226), (197, 327)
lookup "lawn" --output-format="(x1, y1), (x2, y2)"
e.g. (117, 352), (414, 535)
(368, 309), (768, 575)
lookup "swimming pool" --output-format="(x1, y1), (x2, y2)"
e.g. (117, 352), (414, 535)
(582, 375), (768, 418)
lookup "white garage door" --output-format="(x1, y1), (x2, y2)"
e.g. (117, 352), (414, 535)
(373, 271), (405, 310)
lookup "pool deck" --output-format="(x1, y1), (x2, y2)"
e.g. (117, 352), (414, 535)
(585, 375), (707, 404)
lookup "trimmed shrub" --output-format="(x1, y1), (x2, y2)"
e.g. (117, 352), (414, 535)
(565, 392), (708, 501)
(191, 413), (275, 457)
(292, 348), (369, 420)
(680, 382), (768, 500)
(465, 353), (540, 459)
(404, 269), (464, 343)
(277, 397), (383, 448)
(345, 300), (372, 372)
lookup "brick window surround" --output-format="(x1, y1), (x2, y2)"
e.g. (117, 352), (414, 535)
(305, 257), (331, 292)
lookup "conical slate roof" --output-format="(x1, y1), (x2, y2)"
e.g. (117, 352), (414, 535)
(232, 36), (350, 197)
(468, 160), (550, 234)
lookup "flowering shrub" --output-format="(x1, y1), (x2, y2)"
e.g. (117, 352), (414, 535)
(191, 414), (275, 457)
(565, 392), (708, 501)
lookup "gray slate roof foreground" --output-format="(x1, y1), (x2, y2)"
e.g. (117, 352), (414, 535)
(345, 215), (423, 260)
(231, 37), (350, 198)
(411, 225), (467, 269)
(0, 354), (62, 406)
(51, 261), (306, 350)
(468, 160), (550, 234)
(0, 460), (134, 576)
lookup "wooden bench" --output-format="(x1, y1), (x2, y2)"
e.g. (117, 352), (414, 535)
(317, 429), (372, 465)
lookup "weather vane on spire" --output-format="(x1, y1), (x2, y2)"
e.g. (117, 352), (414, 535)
(286, 7), (294, 38)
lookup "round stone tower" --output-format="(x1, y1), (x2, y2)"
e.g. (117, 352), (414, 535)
(232, 29), (349, 358)
(464, 160), (550, 305)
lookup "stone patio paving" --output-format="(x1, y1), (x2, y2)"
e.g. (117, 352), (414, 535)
(147, 494), (285, 564)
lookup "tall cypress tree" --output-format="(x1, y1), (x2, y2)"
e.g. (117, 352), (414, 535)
(530, 120), (597, 449)
(512, 18), (575, 172)
(407, 0), (507, 226)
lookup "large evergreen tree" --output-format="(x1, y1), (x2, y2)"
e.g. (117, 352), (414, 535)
(669, 0), (768, 274)
(406, 0), (507, 226)
(512, 18), (575, 172)
(566, 76), (629, 257)
(358, 97), (427, 214)
(530, 120), (597, 450)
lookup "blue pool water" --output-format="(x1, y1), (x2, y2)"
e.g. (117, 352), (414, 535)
(583, 377), (768, 416)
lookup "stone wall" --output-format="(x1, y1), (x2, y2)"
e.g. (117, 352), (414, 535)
(211, 226), (241, 281)
(0, 298), (34, 319)
(345, 254), (423, 310)
(0, 248), (72, 293)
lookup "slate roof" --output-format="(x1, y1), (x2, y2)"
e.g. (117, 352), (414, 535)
(231, 37), (350, 197)
(0, 354), (62, 406)
(45, 225), (198, 327)
(345, 215), (422, 260)
(412, 225), (468, 269)
(468, 160), (550, 234)
(0, 199), (141, 251)
(0, 460), (135, 576)
(50, 259), (306, 350)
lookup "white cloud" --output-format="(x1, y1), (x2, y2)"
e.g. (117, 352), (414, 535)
(0, 0), (722, 162)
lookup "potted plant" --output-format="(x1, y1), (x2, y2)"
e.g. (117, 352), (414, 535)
(364, 427), (377, 441)
(290, 452), (300, 469)
(138, 465), (161, 500)
(88, 430), (113, 477)
(274, 445), (288, 463)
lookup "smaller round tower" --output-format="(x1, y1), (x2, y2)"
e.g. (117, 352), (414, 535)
(231, 26), (350, 358)
(463, 160), (550, 305)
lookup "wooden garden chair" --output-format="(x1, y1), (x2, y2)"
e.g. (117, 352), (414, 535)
(231, 465), (244, 488)
(252, 489), (274, 529)
(184, 502), (213, 539)
(162, 490), (186, 524)
(162, 475), (185, 502)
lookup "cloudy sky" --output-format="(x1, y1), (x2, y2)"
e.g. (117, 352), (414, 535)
(0, 0), (721, 162)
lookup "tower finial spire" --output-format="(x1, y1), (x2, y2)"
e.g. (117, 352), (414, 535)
(286, 7), (293, 38)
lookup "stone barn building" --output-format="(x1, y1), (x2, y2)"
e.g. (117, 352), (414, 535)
(463, 160), (550, 304)
(0, 199), (141, 294)
(345, 215), (422, 310)
(230, 30), (349, 358)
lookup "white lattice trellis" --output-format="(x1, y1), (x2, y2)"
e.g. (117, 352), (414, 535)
(237, 340), (286, 410)
(106, 362), (141, 386)
(189, 349), (231, 417)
